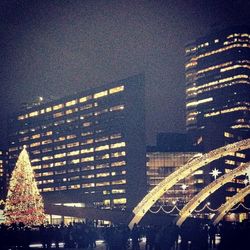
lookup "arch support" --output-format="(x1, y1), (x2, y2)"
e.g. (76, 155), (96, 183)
(128, 139), (250, 229)
(176, 162), (250, 226)
(213, 185), (250, 225)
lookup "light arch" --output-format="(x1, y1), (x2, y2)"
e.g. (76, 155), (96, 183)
(176, 161), (250, 226)
(213, 184), (250, 225)
(128, 139), (250, 228)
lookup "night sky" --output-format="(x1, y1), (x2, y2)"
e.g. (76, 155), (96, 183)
(0, 0), (249, 147)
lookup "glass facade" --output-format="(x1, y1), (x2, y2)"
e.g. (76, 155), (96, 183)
(7, 74), (146, 210)
(146, 152), (200, 207)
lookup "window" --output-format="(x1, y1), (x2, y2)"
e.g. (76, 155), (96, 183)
(67, 150), (79, 156)
(53, 112), (64, 118)
(113, 198), (126, 205)
(55, 153), (66, 158)
(96, 172), (110, 178)
(111, 161), (126, 167)
(53, 104), (64, 110)
(109, 85), (124, 94)
(29, 111), (39, 117)
(110, 105), (124, 112)
(111, 142), (126, 149)
(79, 95), (92, 103)
(81, 156), (94, 162)
(111, 151), (126, 158)
(96, 182), (110, 187)
(65, 99), (77, 107)
(94, 90), (108, 99)
(95, 145), (109, 151)
(112, 179), (126, 185)
(81, 148), (94, 154)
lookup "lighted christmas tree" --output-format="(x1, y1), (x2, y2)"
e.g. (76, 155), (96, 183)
(4, 146), (46, 225)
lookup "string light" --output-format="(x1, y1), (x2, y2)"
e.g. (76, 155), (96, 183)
(3, 148), (46, 226)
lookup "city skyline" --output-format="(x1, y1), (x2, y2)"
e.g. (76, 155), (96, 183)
(0, 0), (249, 147)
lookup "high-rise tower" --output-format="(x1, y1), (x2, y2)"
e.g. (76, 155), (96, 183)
(185, 26), (250, 207)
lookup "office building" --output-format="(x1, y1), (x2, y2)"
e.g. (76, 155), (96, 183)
(185, 26), (250, 206)
(7, 74), (146, 210)
(146, 133), (200, 207)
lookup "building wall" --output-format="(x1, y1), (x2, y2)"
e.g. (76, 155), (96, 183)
(185, 26), (250, 206)
(7, 74), (146, 210)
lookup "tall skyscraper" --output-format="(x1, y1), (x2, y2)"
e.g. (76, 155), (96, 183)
(185, 26), (250, 207)
(7, 74), (146, 210)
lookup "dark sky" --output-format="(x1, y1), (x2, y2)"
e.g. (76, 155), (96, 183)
(0, 0), (249, 147)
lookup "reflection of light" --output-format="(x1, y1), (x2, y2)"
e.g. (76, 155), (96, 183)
(172, 200), (176, 205)
(207, 202), (211, 206)
(39, 96), (43, 101)
(181, 184), (188, 190)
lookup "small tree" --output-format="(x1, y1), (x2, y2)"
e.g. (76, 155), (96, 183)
(4, 147), (46, 225)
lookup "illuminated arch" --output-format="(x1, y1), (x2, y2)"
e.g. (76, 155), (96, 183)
(128, 139), (250, 228)
(176, 161), (250, 226)
(213, 184), (250, 225)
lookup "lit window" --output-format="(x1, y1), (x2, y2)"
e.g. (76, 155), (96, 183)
(53, 104), (64, 110)
(31, 134), (40, 139)
(81, 139), (94, 145)
(30, 142), (41, 147)
(112, 189), (125, 194)
(111, 161), (126, 167)
(65, 99), (77, 107)
(29, 111), (39, 117)
(224, 132), (234, 138)
(94, 90), (108, 99)
(112, 179), (126, 185)
(83, 122), (92, 127)
(111, 142), (126, 149)
(42, 139), (52, 145)
(96, 154), (109, 160)
(225, 159), (235, 165)
(110, 133), (122, 140)
(96, 163), (109, 169)
(46, 107), (52, 112)
(81, 148), (94, 154)
(96, 182), (110, 187)
(110, 105), (125, 112)
(18, 115), (25, 120)
(109, 85), (124, 94)
(111, 151), (126, 158)
(67, 150), (79, 156)
(95, 145), (109, 151)
(95, 136), (109, 143)
(53, 112), (64, 118)
(79, 95), (92, 103)
(81, 156), (94, 162)
(54, 153), (66, 158)
(113, 198), (126, 204)
(82, 183), (95, 188)
(96, 172), (110, 178)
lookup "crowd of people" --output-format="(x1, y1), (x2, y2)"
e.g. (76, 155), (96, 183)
(0, 219), (250, 249)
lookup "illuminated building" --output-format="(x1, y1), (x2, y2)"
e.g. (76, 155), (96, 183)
(146, 133), (199, 207)
(7, 74), (146, 211)
(185, 26), (250, 207)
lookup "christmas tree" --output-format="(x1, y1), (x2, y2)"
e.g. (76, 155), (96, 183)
(4, 146), (46, 225)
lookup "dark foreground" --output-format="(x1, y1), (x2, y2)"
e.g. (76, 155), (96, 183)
(1, 220), (250, 250)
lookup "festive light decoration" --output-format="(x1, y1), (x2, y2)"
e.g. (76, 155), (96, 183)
(210, 168), (222, 180)
(4, 147), (46, 226)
